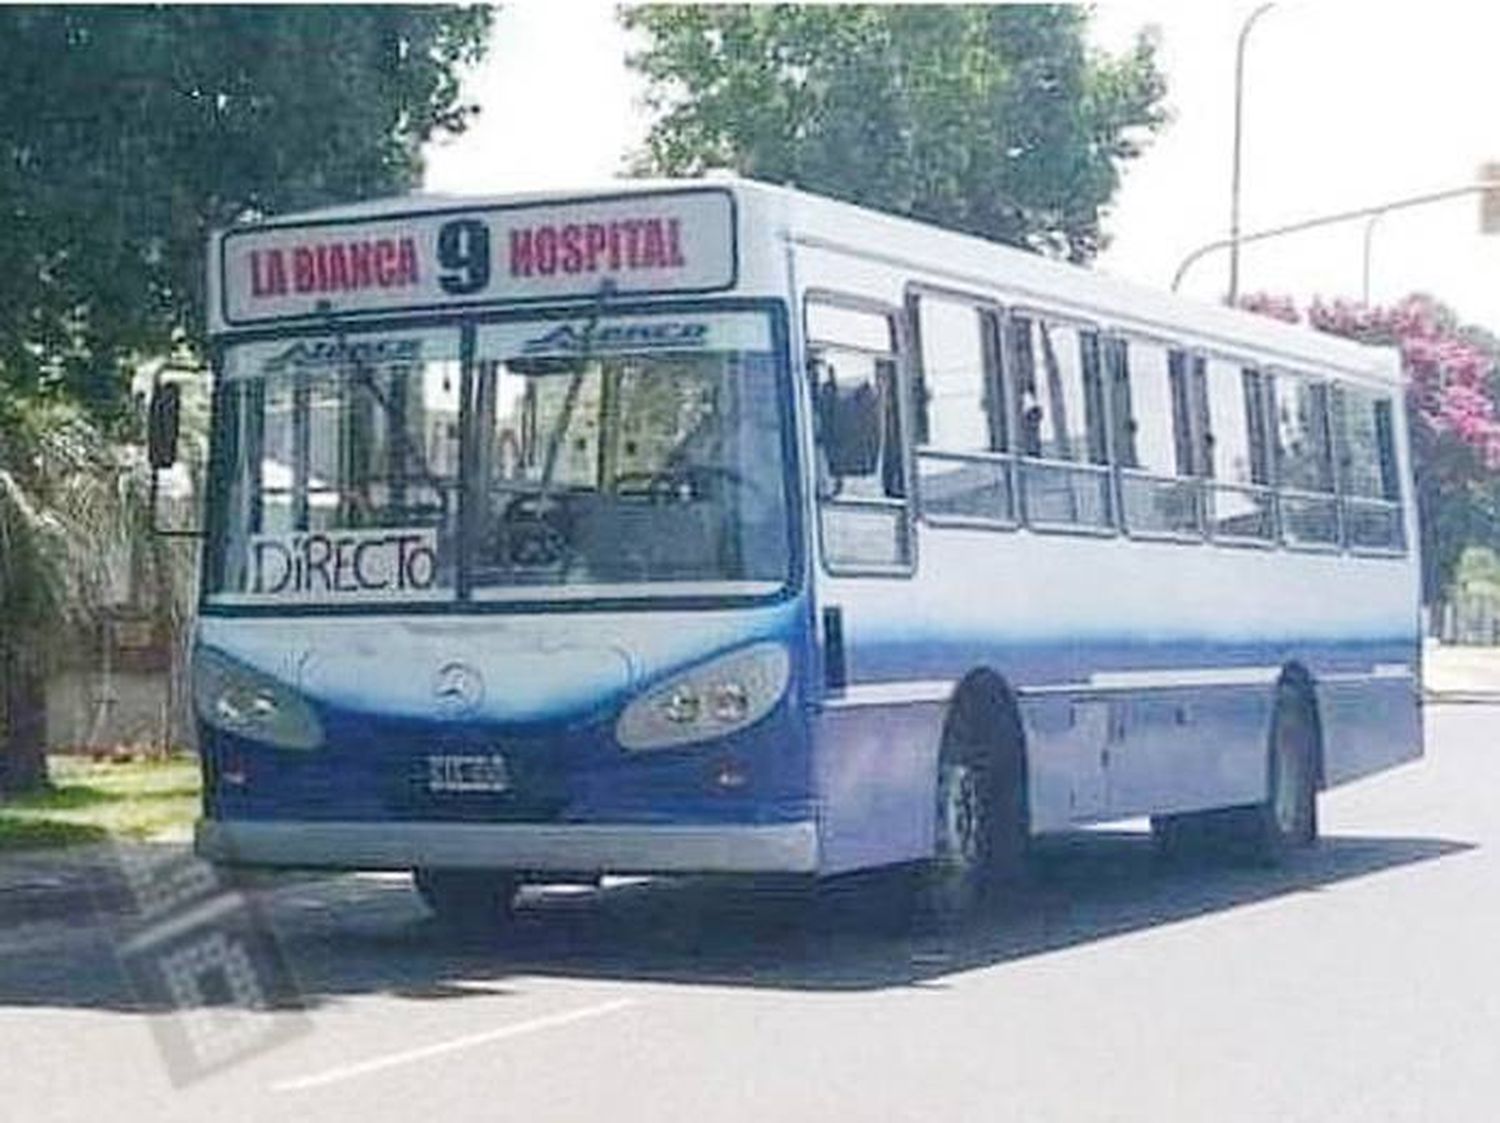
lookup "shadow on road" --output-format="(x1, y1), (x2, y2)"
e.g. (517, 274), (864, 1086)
(468, 831), (1473, 992)
(0, 829), (1471, 1012)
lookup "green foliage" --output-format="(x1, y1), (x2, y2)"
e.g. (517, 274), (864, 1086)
(0, 390), (167, 792)
(0, 5), (492, 420)
(1456, 546), (1500, 598)
(0, 754), (200, 850)
(622, 4), (1166, 262)
(0, 395), (128, 631)
(1296, 295), (1500, 600)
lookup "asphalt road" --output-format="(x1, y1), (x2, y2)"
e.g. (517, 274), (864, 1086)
(2, 703), (1497, 1123)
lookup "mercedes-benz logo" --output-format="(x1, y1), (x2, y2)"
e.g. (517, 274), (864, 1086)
(433, 661), (484, 716)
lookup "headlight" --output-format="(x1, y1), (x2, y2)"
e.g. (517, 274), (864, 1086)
(616, 642), (791, 751)
(193, 646), (324, 751)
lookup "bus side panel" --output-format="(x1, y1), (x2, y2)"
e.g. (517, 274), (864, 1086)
(1317, 668), (1424, 787)
(1100, 682), (1273, 823)
(812, 701), (944, 875)
(808, 523), (1421, 859)
(1019, 693), (1109, 833)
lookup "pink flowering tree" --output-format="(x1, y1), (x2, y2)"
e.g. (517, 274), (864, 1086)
(1240, 293), (1500, 600)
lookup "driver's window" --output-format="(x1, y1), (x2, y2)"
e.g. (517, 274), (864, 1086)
(609, 362), (718, 488)
(467, 312), (793, 593)
(807, 296), (912, 573)
(484, 364), (601, 489)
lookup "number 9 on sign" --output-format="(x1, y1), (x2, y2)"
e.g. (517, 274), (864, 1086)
(438, 218), (491, 295)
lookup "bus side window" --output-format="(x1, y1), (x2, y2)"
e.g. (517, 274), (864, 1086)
(1201, 357), (1275, 542)
(1112, 336), (1201, 537)
(1242, 368), (1272, 487)
(1006, 315), (1043, 458)
(1274, 372), (1339, 547)
(1373, 397), (1402, 502)
(1190, 354), (1214, 478)
(808, 298), (913, 572)
(1333, 385), (1406, 551)
(909, 292), (1013, 524)
(1106, 336), (1136, 468)
(1166, 350), (1196, 477)
(1009, 314), (1113, 532)
(910, 293), (1001, 453)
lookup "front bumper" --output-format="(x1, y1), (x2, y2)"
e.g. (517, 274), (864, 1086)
(195, 817), (820, 875)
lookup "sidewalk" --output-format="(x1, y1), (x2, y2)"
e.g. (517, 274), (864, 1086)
(1423, 640), (1500, 702)
(0, 839), (318, 931)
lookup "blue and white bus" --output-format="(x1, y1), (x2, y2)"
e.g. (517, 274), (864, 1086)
(170, 178), (1421, 923)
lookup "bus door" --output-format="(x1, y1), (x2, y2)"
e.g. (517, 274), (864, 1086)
(803, 292), (928, 871)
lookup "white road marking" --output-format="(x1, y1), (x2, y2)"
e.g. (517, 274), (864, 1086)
(272, 998), (635, 1093)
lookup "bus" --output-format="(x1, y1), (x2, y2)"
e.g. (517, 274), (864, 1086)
(159, 177), (1422, 925)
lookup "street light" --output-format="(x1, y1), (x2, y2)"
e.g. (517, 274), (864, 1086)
(1228, 2), (1277, 305)
(1174, 181), (1500, 294)
(1361, 208), (1387, 305)
(1362, 165), (1500, 303)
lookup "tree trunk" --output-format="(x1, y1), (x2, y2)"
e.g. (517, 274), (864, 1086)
(0, 642), (49, 795)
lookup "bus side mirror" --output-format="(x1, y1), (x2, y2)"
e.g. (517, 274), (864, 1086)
(146, 379), (202, 538)
(148, 382), (181, 469)
(817, 374), (882, 478)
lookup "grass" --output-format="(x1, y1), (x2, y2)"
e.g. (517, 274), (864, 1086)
(0, 755), (201, 852)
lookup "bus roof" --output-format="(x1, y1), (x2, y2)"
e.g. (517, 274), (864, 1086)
(211, 175), (1401, 385)
(757, 179), (1400, 386)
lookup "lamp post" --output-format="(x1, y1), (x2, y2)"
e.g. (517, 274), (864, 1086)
(1361, 208), (1387, 305)
(1228, 2), (1277, 306)
(1174, 181), (1498, 293)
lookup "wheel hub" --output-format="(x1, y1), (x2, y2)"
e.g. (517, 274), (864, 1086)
(937, 762), (986, 869)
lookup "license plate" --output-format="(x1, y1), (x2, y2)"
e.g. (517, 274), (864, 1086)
(427, 753), (510, 794)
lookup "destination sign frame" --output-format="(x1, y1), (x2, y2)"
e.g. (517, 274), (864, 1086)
(214, 186), (739, 330)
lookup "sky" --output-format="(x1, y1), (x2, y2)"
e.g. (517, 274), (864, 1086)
(422, 1), (1500, 331)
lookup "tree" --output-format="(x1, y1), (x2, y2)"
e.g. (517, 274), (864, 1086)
(0, 396), (139, 793)
(622, 4), (1167, 262)
(0, 5), (492, 420)
(1240, 292), (1500, 601)
(0, 6), (493, 793)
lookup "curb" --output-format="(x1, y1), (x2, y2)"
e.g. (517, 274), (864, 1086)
(1423, 690), (1500, 705)
(0, 844), (141, 925)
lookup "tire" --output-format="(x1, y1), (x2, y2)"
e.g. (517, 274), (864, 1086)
(1244, 684), (1319, 864)
(413, 868), (518, 933)
(926, 702), (1028, 920)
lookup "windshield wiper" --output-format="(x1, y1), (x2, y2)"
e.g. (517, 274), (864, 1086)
(320, 309), (450, 509)
(531, 279), (617, 504)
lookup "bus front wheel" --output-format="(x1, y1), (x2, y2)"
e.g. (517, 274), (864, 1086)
(927, 697), (1028, 918)
(413, 868), (518, 932)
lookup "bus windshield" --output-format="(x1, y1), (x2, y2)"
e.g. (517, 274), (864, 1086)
(205, 309), (793, 606)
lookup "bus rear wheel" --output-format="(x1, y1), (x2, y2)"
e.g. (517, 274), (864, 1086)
(1244, 684), (1319, 863)
(413, 868), (518, 933)
(1151, 684), (1318, 866)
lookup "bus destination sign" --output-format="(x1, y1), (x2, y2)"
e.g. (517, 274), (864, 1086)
(216, 189), (736, 327)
